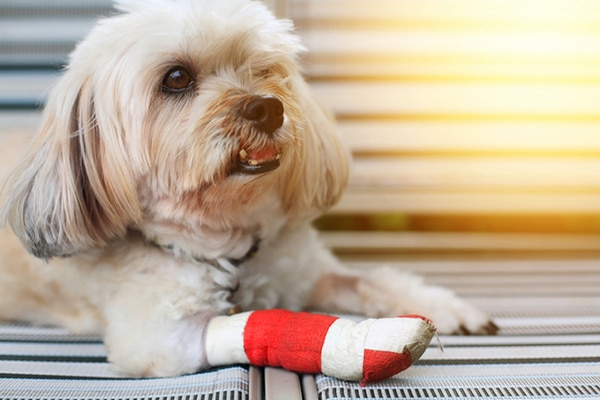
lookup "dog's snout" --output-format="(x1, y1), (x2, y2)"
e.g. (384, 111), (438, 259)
(242, 96), (284, 135)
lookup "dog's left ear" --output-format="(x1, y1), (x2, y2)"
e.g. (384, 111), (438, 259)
(1, 70), (141, 259)
(279, 77), (351, 222)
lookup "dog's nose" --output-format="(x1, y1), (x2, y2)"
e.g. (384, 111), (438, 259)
(242, 96), (284, 135)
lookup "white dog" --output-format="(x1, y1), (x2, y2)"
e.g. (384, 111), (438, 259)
(0, 0), (496, 377)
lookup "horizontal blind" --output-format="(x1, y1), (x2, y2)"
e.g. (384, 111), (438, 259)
(0, 1), (112, 68)
(290, 0), (600, 215)
(0, 0), (282, 106)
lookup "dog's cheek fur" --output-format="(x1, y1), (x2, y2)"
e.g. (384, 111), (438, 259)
(0, 73), (141, 259)
(141, 89), (260, 193)
(277, 75), (351, 223)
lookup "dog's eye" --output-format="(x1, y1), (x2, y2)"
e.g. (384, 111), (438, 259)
(162, 67), (193, 93)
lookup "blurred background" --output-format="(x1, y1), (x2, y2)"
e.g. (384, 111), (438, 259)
(2, 0), (600, 259)
(290, 0), (600, 259)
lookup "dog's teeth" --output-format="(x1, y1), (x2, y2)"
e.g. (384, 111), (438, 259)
(238, 149), (281, 167)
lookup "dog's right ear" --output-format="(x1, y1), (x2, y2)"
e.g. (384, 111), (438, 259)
(0, 70), (141, 259)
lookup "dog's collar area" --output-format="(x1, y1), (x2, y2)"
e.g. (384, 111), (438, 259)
(148, 238), (260, 315)
(148, 239), (261, 268)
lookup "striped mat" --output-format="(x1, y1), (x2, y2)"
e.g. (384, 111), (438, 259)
(310, 310), (600, 399)
(1, 258), (599, 399)
(0, 325), (251, 399)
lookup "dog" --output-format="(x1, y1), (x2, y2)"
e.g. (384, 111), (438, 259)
(0, 0), (497, 377)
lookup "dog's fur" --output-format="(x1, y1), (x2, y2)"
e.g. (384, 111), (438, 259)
(0, 0), (496, 377)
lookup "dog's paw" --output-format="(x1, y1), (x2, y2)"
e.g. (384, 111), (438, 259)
(419, 286), (498, 335)
(105, 311), (215, 377)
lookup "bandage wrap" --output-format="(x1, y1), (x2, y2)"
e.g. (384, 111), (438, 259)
(205, 309), (436, 384)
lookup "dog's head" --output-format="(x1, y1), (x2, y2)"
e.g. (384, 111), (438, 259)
(1, 0), (349, 259)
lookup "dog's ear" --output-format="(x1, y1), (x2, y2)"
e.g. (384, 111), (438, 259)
(279, 77), (351, 222)
(1, 71), (141, 259)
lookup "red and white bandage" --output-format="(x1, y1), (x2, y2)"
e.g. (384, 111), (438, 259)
(204, 309), (435, 384)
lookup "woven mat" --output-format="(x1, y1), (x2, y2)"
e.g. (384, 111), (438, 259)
(313, 308), (600, 399)
(309, 259), (600, 399)
(1, 259), (599, 399)
(0, 324), (249, 400)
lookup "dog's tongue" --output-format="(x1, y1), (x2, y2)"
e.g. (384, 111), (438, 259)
(247, 148), (278, 161)
(235, 146), (281, 175)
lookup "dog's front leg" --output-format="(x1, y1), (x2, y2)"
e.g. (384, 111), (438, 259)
(287, 227), (498, 335)
(101, 250), (239, 377)
(307, 264), (498, 335)
(105, 307), (215, 377)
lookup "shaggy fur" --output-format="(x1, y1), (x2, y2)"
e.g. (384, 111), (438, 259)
(0, 0), (496, 378)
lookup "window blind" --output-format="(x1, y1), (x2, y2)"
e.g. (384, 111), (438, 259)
(290, 0), (600, 217)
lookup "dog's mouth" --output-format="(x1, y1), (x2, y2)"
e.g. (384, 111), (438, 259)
(233, 146), (281, 175)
